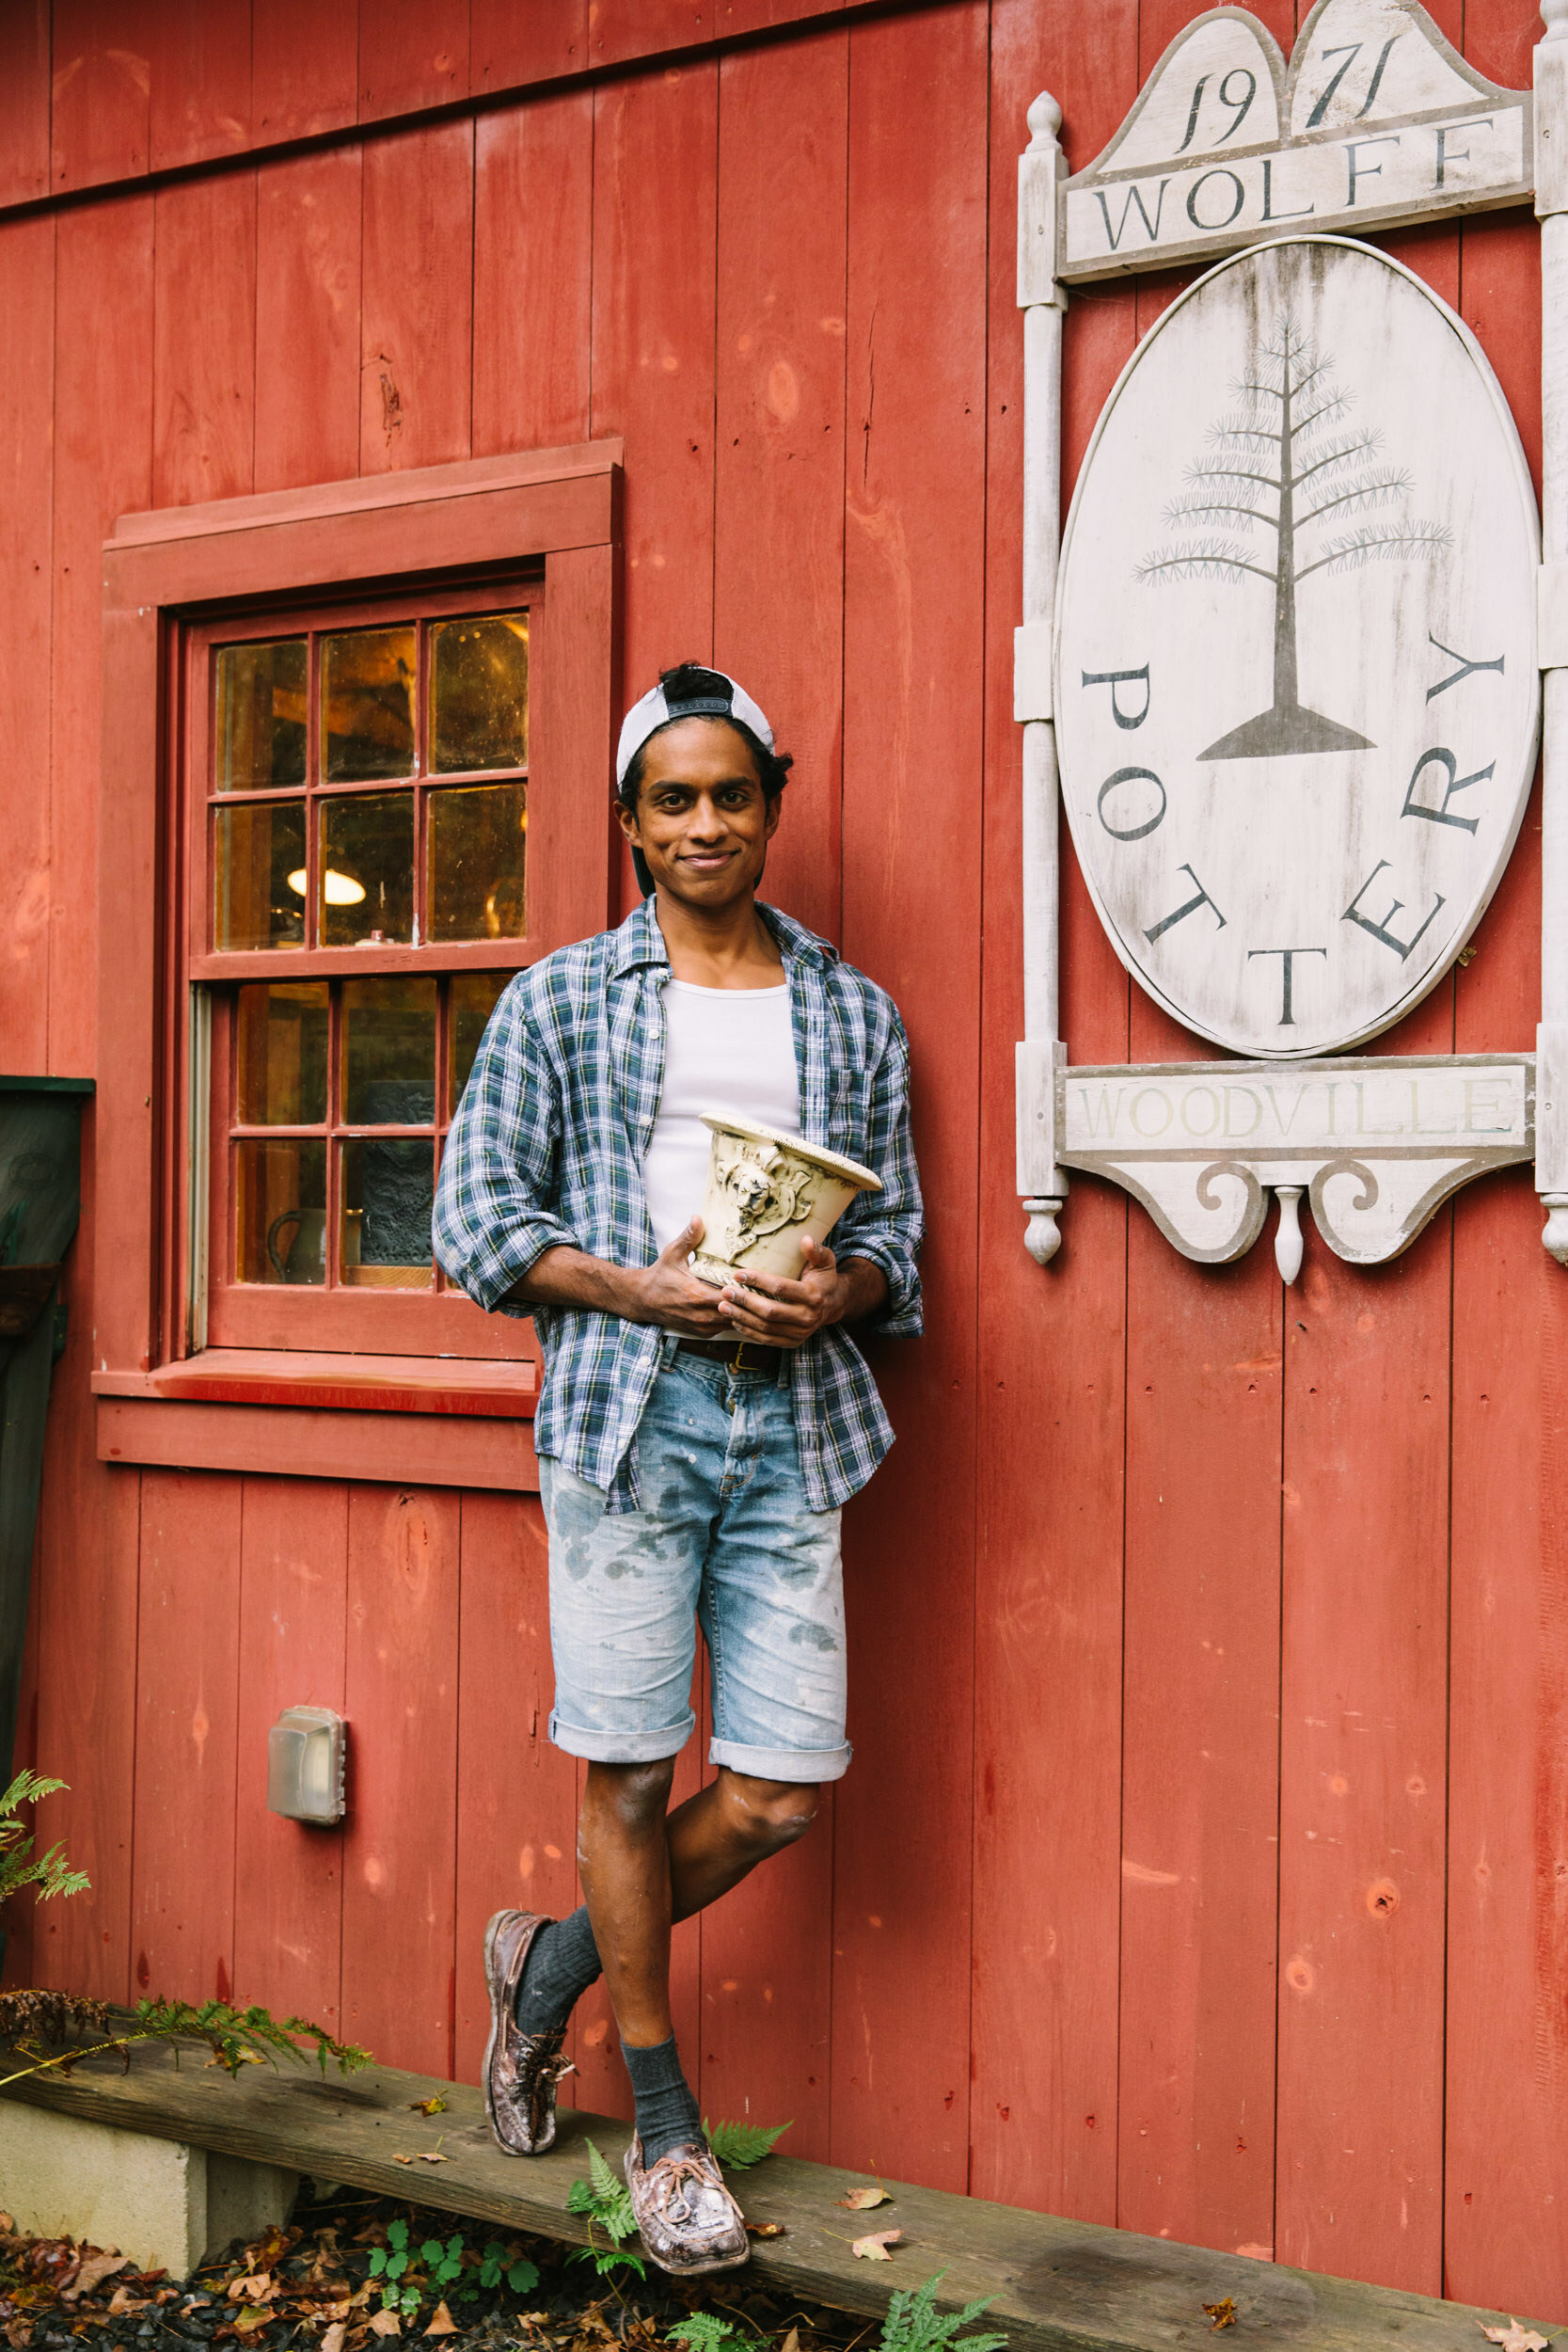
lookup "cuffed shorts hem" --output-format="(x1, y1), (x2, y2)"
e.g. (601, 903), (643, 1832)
(708, 1736), (852, 1785)
(548, 1707), (696, 1764)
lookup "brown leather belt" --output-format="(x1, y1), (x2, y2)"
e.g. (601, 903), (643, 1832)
(677, 1337), (787, 1377)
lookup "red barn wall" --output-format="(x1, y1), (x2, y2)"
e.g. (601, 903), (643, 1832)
(0, 0), (1562, 2319)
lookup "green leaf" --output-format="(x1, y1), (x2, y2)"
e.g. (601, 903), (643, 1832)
(668, 2315), (742, 2352)
(385, 2252), (408, 2282)
(420, 2242), (444, 2268)
(587, 2138), (621, 2202)
(369, 2251), (388, 2279)
(704, 2117), (792, 2171)
(879, 2274), (1007, 2352)
(507, 2261), (538, 2295)
(388, 2221), (408, 2251)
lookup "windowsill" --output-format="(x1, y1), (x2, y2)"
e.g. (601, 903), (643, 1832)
(90, 1348), (538, 1418)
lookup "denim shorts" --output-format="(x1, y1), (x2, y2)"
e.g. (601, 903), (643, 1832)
(539, 1352), (850, 1784)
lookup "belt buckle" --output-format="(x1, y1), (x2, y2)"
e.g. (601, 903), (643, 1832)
(729, 1339), (760, 1374)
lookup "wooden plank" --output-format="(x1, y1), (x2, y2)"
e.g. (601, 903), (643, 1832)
(96, 1350), (537, 1415)
(532, 545), (622, 975)
(969, 0), (1135, 2230)
(452, 1491), (578, 2085)
(130, 1470), (243, 2003)
(357, 0), (468, 123)
(0, 0), (50, 206)
(590, 2), (710, 71)
(713, 29), (847, 952)
(254, 147), (363, 496)
(0, 1510), (43, 1992)
(147, 0), (252, 171)
(232, 1475), (348, 2030)
(96, 1398), (541, 1492)
(688, 26), (848, 2163)
(832, 0), (988, 2195)
(49, 0), (152, 189)
(5, 2038), (1562, 2352)
(153, 174), (258, 511)
(1442, 173), (1564, 2315)
(0, 215), (55, 1077)
(32, 1137), (144, 2007)
(341, 1485), (461, 2078)
(52, 195), (154, 1083)
(589, 60), (718, 712)
(359, 121), (474, 475)
(473, 92), (594, 459)
(251, 0), (357, 144)
(471, 0), (588, 90)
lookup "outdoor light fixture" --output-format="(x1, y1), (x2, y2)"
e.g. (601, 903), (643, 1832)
(286, 867), (366, 905)
(267, 1706), (347, 1824)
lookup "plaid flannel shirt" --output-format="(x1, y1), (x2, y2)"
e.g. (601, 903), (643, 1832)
(433, 897), (923, 1512)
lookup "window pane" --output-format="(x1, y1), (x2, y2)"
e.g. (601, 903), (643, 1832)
(320, 792), (414, 945)
(431, 612), (529, 773)
(322, 626), (417, 781)
(429, 783), (526, 941)
(449, 972), (514, 1109)
(235, 1138), (326, 1284)
(342, 977), (437, 1126)
(214, 803), (307, 951)
(216, 640), (308, 790)
(236, 983), (328, 1125)
(341, 1137), (434, 1286)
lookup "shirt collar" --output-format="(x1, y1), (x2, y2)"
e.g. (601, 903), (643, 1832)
(609, 895), (835, 977)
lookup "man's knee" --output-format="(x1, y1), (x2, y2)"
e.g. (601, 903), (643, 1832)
(720, 1773), (819, 1852)
(584, 1756), (677, 1836)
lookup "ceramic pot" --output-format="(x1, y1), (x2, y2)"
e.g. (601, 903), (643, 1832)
(692, 1111), (881, 1288)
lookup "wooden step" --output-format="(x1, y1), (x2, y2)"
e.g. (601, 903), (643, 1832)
(1, 2040), (1558, 2352)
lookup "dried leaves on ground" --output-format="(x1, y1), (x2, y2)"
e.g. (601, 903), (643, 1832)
(0, 2183), (891, 2352)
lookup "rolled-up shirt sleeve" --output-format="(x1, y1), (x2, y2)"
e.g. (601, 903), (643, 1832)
(832, 1012), (923, 1340)
(433, 988), (579, 1312)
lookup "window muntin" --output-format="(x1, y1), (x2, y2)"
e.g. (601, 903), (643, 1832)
(205, 610), (530, 958)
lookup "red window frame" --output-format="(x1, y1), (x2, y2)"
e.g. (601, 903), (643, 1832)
(94, 442), (622, 1486)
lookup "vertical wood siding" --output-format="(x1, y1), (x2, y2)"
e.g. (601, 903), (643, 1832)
(2, 0), (1565, 2318)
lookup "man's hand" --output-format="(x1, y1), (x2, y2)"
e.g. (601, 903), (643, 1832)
(715, 1239), (887, 1348)
(629, 1218), (731, 1338)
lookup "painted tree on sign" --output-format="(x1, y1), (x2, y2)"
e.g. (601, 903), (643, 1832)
(1138, 315), (1450, 759)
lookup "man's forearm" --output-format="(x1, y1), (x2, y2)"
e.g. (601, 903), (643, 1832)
(832, 1257), (888, 1325)
(504, 1245), (650, 1319)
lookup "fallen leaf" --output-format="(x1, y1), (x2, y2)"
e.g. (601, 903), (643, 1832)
(368, 2312), (403, 2339)
(423, 2303), (459, 2338)
(781, 2331), (800, 2352)
(205, 2048), (263, 2069)
(106, 2288), (150, 2316)
(409, 2095), (448, 2117)
(1204, 2299), (1237, 2332)
(745, 2222), (785, 2239)
(391, 2149), (449, 2167)
(1481, 2326), (1551, 2352)
(62, 2255), (128, 2302)
(851, 2231), (903, 2262)
(232, 2308), (269, 2334)
(322, 2328), (347, 2352)
(838, 2186), (889, 2211)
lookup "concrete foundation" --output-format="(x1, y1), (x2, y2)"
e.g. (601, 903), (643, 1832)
(0, 2101), (297, 2276)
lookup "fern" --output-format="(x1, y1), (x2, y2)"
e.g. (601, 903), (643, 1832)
(704, 2116), (791, 2170)
(880, 2275), (1008, 2352)
(0, 1990), (369, 2095)
(566, 2138), (645, 2280)
(0, 1772), (88, 1908)
(667, 2318), (745, 2352)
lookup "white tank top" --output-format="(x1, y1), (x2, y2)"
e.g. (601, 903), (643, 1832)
(642, 979), (800, 1254)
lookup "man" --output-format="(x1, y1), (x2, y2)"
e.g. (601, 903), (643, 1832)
(434, 663), (922, 2276)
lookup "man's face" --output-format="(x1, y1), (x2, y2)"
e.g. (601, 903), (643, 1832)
(619, 717), (780, 911)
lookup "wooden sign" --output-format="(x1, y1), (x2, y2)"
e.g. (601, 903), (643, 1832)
(1059, 0), (1531, 285)
(1053, 234), (1541, 1062)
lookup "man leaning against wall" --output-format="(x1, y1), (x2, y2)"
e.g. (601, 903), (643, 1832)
(433, 664), (924, 2277)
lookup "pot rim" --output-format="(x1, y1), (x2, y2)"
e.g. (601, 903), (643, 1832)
(700, 1109), (882, 1192)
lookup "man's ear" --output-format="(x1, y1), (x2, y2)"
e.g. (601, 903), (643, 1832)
(764, 796), (783, 841)
(615, 794), (641, 846)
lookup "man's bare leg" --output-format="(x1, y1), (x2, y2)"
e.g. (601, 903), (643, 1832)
(577, 1759), (819, 2045)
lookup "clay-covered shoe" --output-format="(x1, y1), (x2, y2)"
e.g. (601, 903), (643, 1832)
(623, 2136), (750, 2275)
(483, 1909), (576, 2156)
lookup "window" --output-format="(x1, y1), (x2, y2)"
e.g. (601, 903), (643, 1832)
(191, 593), (537, 1353)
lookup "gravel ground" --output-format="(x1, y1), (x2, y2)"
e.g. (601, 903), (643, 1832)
(0, 2181), (879, 2352)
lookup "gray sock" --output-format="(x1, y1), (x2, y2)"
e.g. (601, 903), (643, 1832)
(623, 2034), (704, 2166)
(514, 1906), (602, 2036)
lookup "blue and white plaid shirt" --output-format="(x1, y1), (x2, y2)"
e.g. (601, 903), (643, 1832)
(433, 897), (923, 1513)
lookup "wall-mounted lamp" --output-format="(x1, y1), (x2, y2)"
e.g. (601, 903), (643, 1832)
(267, 1707), (347, 1824)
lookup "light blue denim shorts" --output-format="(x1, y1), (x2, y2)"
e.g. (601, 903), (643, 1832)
(539, 1352), (850, 1784)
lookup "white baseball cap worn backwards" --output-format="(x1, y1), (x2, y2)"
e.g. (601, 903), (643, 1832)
(615, 667), (774, 787)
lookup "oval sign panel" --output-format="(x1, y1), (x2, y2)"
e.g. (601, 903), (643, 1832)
(1054, 234), (1540, 1060)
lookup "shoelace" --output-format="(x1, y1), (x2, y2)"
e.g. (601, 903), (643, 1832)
(649, 2154), (724, 2228)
